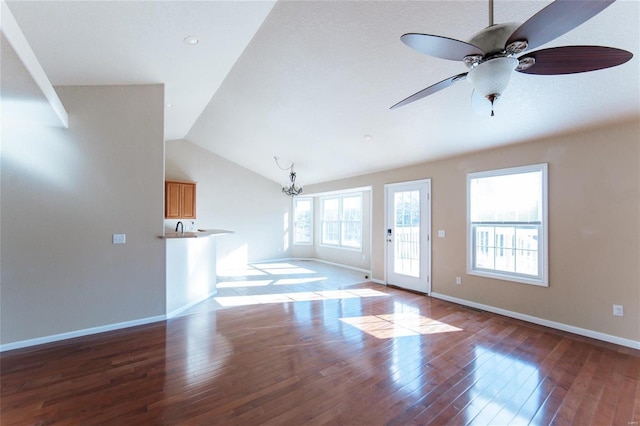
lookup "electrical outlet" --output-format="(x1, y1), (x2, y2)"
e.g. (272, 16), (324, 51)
(456, 277), (462, 285)
(613, 304), (624, 317)
(112, 234), (126, 244)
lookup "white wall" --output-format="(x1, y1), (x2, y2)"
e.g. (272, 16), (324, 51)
(165, 139), (291, 271)
(1, 85), (166, 346)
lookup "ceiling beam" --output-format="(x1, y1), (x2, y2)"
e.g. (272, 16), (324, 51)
(1, 1), (68, 128)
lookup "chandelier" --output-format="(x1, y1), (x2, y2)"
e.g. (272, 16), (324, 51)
(274, 156), (303, 197)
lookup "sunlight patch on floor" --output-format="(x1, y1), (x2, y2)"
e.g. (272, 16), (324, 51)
(214, 288), (389, 307)
(216, 279), (274, 288)
(216, 276), (328, 289)
(274, 277), (327, 285)
(220, 263), (317, 278)
(219, 268), (268, 277)
(252, 262), (301, 269)
(340, 312), (463, 339)
(256, 267), (316, 275)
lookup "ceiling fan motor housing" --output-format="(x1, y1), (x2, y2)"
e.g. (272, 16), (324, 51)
(466, 22), (521, 65)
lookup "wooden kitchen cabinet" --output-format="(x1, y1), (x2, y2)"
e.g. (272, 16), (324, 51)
(165, 180), (196, 219)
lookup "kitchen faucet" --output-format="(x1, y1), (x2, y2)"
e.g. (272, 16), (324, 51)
(175, 221), (184, 234)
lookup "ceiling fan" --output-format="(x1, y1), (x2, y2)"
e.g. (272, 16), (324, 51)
(390, 0), (633, 116)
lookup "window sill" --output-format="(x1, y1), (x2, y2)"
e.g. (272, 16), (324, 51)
(467, 269), (548, 287)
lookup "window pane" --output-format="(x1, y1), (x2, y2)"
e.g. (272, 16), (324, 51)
(322, 221), (340, 245)
(322, 199), (339, 221)
(474, 226), (495, 270)
(320, 193), (363, 250)
(341, 221), (361, 248)
(468, 164), (547, 285)
(515, 227), (539, 275)
(342, 196), (361, 221)
(295, 199), (311, 216)
(294, 222), (310, 243)
(294, 199), (312, 244)
(470, 170), (542, 223)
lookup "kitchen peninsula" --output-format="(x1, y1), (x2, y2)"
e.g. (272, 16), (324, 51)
(161, 229), (233, 318)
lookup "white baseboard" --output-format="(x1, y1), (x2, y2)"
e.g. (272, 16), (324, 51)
(291, 257), (372, 275)
(371, 278), (386, 285)
(166, 290), (218, 319)
(0, 315), (166, 353)
(430, 292), (640, 350)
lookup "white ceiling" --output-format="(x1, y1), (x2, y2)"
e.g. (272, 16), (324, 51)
(6, 0), (276, 140)
(6, 0), (639, 185)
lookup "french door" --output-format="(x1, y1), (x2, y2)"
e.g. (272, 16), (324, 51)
(385, 180), (431, 294)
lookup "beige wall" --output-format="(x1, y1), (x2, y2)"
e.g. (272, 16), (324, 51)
(165, 139), (291, 270)
(1, 85), (166, 345)
(304, 118), (640, 342)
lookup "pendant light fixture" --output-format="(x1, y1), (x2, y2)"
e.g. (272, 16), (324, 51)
(274, 156), (303, 197)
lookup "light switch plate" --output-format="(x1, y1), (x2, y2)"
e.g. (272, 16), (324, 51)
(113, 234), (126, 244)
(613, 304), (623, 316)
(438, 230), (446, 238)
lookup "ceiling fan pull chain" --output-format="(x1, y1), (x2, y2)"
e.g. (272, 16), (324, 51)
(487, 93), (497, 117)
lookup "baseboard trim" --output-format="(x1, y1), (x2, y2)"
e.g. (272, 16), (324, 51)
(430, 292), (640, 350)
(291, 257), (372, 275)
(166, 290), (218, 319)
(371, 278), (386, 285)
(0, 315), (166, 353)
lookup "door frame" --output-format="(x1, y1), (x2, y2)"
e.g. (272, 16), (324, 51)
(383, 179), (432, 294)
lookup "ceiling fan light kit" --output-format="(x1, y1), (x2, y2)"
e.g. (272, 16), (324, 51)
(467, 56), (518, 115)
(391, 0), (633, 116)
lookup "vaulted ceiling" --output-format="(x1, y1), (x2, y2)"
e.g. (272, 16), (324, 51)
(5, 1), (639, 185)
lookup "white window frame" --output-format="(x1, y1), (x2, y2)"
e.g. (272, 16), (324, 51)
(467, 163), (549, 286)
(293, 197), (313, 245)
(320, 193), (362, 251)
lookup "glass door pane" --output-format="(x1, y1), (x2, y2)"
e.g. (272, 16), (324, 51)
(394, 190), (420, 277)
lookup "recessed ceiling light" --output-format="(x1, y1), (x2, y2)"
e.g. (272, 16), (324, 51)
(183, 36), (199, 46)
(364, 135), (374, 141)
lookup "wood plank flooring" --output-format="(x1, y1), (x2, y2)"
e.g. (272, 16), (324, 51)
(1, 261), (639, 425)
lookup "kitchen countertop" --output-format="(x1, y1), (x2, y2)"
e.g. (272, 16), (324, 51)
(160, 229), (234, 239)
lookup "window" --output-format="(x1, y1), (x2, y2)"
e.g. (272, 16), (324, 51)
(321, 193), (362, 249)
(293, 198), (313, 245)
(467, 164), (548, 286)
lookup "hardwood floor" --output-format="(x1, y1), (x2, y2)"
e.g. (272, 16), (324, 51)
(1, 261), (639, 425)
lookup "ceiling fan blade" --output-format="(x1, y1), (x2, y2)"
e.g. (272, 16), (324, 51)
(390, 73), (467, 110)
(401, 33), (484, 61)
(517, 46), (633, 75)
(507, 0), (615, 52)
